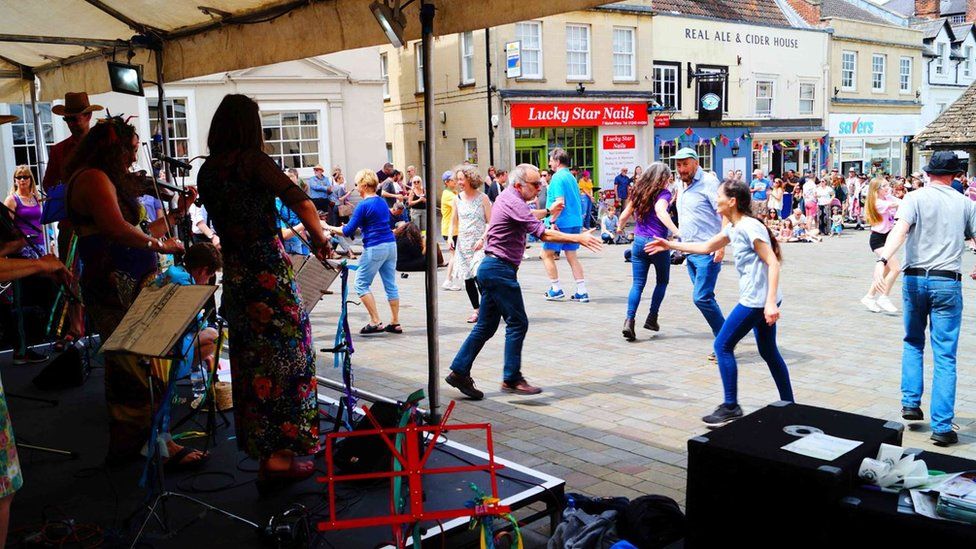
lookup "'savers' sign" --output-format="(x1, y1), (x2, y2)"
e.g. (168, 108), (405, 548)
(510, 103), (648, 127)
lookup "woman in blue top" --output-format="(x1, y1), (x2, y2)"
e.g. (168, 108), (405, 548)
(647, 179), (793, 425)
(325, 169), (401, 334)
(616, 163), (680, 341)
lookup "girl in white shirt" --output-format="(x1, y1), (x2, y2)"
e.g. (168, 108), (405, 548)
(647, 179), (793, 425)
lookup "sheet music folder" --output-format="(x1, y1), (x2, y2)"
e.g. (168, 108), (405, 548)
(101, 283), (217, 358)
(290, 254), (340, 313)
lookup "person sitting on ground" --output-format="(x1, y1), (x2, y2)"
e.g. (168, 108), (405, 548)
(393, 221), (444, 273)
(600, 207), (621, 244)
(777, 218), (793, 242)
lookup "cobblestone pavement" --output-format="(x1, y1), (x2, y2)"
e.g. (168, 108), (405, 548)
(309, 229), (976, 524)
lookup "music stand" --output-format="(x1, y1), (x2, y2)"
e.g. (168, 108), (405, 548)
(100, 283), (258, 547)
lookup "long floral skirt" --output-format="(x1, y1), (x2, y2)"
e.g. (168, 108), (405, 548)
(222, 239), (319, 459)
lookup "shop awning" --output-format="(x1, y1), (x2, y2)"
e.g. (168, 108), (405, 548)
(750, 129), (827, 141)
(0, 0), (610, 102)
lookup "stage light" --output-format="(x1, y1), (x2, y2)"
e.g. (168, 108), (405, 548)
(371, 0), (407, 48)
(107, 61), (145, 96)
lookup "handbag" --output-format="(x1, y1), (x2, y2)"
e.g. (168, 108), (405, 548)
(338, 203), (354, 217)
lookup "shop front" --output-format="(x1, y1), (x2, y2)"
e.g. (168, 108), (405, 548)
(828, 114), (918, 176)
(508, 102), (651, 189)
(653, 124), (751, 177)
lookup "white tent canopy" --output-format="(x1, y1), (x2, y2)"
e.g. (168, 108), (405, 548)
(0, 0), (609, 102)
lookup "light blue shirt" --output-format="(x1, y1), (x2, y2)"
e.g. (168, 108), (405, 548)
(677, 167), (722, 244)
(546, 167), (582, 228)
(308, 174), (332, 199)
(724, 216), (781, 308)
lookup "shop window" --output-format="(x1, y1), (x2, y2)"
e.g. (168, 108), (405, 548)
(463, 138), (478, 165)
(871, 54), (886, 92)
(565, 24), (591, 80)
(8, 102), (54, 182)
(899, 57), (912, 93)
(261, 110), (319, 169)
(659, 142), (677, 171)
(516, 21), (543, 79)
(841, 51), (857, 90)
(149, 98), (192, 177)
(755, 80), (774, 116)
(799, 83), (815, 115)
(612, 27), (636, 81)
(460, 32), (475, 85)
(547, 127), (594, 175)
(653, 63), (679, 110)
(381, 53), (390, 99)
(696, 142), (713, 173)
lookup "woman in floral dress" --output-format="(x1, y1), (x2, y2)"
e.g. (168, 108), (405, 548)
(449, 166), (492, 323)
(197, 95), (331, 490)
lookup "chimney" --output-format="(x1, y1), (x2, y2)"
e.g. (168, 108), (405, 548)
(784, 0), (822, 25)
(968, 0), (976, 22)
(915, 0), (941, 19)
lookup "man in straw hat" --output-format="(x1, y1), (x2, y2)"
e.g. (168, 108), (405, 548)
(873, 151), (976, 446)
(42, 92), (103, 191)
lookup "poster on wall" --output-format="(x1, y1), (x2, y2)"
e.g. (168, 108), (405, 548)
(505, 41), (521, 78)
(601, 134), (638, 189)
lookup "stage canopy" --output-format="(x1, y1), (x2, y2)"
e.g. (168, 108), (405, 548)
(0, 0), (610, 102)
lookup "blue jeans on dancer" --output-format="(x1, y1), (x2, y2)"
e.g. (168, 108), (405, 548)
(685, 253), (725, 335)
(627, 236), (670, 320)
(714, 303), (794, 406)
(450, 256), (527, 383)
(901, 275), (961, 436)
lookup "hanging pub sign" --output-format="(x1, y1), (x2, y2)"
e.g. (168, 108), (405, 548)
(697, 76), (724, 123)
(510, 103), (648, 127)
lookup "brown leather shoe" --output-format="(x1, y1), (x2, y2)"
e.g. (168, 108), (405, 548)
(446, 372), (484, 400)
(501, 378), (542, 395)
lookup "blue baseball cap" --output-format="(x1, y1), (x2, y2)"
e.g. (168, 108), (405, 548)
(674, 147), (698, 161)
(442, 170), (454, 182)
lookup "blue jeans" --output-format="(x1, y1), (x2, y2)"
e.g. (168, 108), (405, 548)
(450, 256), (528, 383)
(714, 303), (794, 405)
(581, 195), (593, 229)
(354, 241), (399, 300)
(901, 275), (962, 434)
(685, 253), (725, 336)
(627, 236), (670, 319)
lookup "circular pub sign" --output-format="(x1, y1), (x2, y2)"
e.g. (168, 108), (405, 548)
(700, 93), (721, 111)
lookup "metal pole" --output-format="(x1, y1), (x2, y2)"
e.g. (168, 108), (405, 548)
(420, 0), (440, 423)
(27, 76), (51, 253)
(154, 48), (173, 189)
(485, 27), (495, 167)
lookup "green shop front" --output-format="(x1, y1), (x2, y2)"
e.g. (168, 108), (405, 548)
(507, 101), (652, 189)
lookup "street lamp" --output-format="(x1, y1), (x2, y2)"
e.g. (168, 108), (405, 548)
(370, 0), (408, 48)
(731, 141), (740, 157)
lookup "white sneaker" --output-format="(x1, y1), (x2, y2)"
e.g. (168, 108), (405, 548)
(860, 296), (881, 313)
(875, 295), (898, 313)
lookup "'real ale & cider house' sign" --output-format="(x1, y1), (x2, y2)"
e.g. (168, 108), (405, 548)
(510, 103), (648, 127)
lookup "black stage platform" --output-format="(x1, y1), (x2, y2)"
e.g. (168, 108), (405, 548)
(2, 355), (564, 548)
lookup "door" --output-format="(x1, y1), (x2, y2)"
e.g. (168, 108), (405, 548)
(722, 157), (746, 178)
(515, 146), (545, 168)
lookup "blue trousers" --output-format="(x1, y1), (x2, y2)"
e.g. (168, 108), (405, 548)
(901, 275), (962, 434)
(685, 253), (725, 336)
(626, 236), (670, 319)
(714, 303), (794, 405)
(450, 256), (528, 383)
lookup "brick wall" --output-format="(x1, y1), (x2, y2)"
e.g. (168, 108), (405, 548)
(784, 0), (822, 24)
(968, 0), (976, 22)
(914, 0), (941, 19)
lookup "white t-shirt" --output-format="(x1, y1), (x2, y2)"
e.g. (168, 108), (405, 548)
(815, 186), (834, 206)
(188, 203), (208, 235)
(802, 181), (816, 203)
(724, 216), (781, 308)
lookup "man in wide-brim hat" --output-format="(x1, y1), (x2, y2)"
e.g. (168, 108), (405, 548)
(43, 92), (103, 191)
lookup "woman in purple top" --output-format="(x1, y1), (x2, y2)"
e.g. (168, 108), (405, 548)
(617, 163), (681, 340)
(4, 166), (45, 257)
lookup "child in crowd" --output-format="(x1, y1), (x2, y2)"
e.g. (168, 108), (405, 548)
(830, 206), (844, 237)
(765, 210), (780, 233)
(777, 218), (793, 242)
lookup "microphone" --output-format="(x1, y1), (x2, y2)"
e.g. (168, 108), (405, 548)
(159, 155), (193, 171)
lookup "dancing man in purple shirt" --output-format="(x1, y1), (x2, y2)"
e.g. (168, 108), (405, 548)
(445, 164), (602, 399)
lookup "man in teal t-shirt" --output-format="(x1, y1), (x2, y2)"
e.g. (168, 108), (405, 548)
(542, 147), (590, 302)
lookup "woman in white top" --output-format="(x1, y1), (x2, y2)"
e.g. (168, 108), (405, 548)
(647, 179), (793, 425)
(860, 177), (901, 313)
(448, 166), (492, 323)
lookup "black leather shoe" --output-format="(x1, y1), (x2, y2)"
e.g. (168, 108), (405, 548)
(446, 372), (484, 400)
(901, 406), (924, 421)
(643, 312), (659, 331)
(931, 430), (958, 446)
(622, 319), (636, 341)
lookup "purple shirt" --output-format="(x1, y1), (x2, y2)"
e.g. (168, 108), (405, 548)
(634, 189), (673, 239)
(484, 186), (546, 267)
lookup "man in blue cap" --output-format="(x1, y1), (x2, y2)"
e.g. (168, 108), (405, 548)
(873, 151), (976, 446)
(674, 147), (725, 360)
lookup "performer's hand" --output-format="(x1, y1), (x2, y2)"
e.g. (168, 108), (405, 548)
(473, 238), (484, 251)
(549, 201), (565, 217)
(713, 248), (725, 263)
(764, 302), (780, 326)
(177, 186), (199, 214)
(160, 237), (185, 254)
(313, 239), (333, 263)
(37, 254), (69, 277)
(448, 239), (455, 250)
(644, 237), (670, 255)
(577, 228), (602, 253)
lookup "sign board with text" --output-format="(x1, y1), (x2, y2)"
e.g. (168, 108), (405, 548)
(510, 103), (648, 127)
(601, 133), (639, 188)
(505, 41), (521, 79)
(653, 115), (671, 128)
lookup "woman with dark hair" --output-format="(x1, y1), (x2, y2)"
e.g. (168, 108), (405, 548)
(616, 163), (679, 340)
(197, 94), (331, 489)
(66, 117), (195, 463)
(647, 179), (793, 425)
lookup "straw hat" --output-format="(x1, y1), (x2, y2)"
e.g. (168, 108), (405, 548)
(51, 92), (103, 116)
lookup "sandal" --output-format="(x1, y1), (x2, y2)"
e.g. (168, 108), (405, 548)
(163, 446), (209, 473)
(360, 323), (384, 334)
(256, 459), (316, 496)
(383, 323), (403, 334)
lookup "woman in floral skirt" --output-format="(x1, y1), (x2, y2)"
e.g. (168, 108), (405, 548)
(197, 95), (332, 491)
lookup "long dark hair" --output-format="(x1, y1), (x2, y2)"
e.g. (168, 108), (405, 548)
(631, 162), (671, 221)
(207, 94), (264, 155)
(65, 117), (141, 224)
(720, 179), (782, 260)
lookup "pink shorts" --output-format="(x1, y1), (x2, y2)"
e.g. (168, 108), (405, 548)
(805, 203), (818, 216)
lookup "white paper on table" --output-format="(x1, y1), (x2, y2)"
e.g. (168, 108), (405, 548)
(910, 490), (941, 519)
(781, 432), (863, 461)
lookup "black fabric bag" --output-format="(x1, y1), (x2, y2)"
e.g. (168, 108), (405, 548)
(33, 346), (88, 390)
(619, 495), (686, 549)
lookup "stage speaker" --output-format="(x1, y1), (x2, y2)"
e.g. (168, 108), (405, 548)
(840, 449), (976, 545)
(684, 401), (903, 548)
(333, 401), (424, 477)
(32, 346), (88, 390)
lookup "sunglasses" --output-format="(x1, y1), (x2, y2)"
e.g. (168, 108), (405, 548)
(14, 175), (30, 180)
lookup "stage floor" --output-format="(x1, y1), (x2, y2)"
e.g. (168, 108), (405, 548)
(3, 352), (564, 548)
